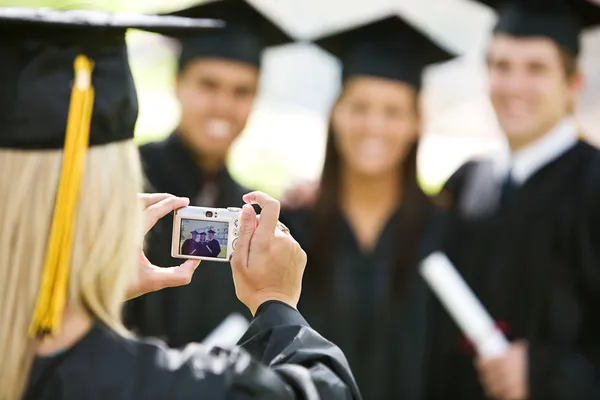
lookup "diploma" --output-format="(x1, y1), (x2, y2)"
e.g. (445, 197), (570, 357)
(420, 252), (509, 358)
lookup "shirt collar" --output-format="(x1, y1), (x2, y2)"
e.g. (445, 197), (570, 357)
(493, 118), (578, 185)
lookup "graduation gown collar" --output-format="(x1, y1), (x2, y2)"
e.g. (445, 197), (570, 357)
(456, 139), (588, 218)
(26, 322), (134, 398)
(493, 118), (578, 185)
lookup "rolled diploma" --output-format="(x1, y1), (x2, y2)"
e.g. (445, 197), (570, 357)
(420, 252), (509, 358)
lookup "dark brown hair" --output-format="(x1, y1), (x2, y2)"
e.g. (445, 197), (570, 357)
(558, 46), (578, 79)
(486, 38), (579, 79)
(305, 95), (430, 300)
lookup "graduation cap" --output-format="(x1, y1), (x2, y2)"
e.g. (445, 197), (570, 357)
(0, 7), (221, 338)
(0, 8), (222, 150)
(314, 15), (457, 90)
(165, 0), (294, 70)
(474, 0), (600, 55)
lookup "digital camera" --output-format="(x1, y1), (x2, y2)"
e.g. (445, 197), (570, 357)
(172, 206), (242, 262)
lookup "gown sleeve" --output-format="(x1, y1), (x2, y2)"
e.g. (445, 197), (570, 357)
(528, 155), (600, 399)
(158, 301), (361, 399)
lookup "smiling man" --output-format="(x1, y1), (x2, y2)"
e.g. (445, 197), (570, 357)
(125, 0), (295, 348)
(427, 1), (600, 399)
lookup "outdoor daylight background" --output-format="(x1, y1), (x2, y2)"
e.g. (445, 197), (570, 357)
(4, 0), (600, 197)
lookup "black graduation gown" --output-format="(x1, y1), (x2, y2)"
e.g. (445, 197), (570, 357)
(24, 301), (362, 400)
(124, 133), (251, 348)
(281, 207), (438, 400)
(195, 241), (212, 257)
(207, 238), (222, 258)
(181, 239), (198, 256)
(426, 141), (600, 400)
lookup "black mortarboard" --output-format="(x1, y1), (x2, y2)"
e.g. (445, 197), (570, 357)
(207, 229), (216, 233)
(0, 7), (222, 150)
(165, 0), (294, 70)
(314, 15), (456, 90)
(474, 0), (600, 55)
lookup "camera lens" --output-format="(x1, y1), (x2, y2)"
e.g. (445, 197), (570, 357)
(205, 211), (213, 218)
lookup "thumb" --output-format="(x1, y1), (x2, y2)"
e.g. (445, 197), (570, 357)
(155, 259), (200, 289)
(232, 204), (256, 269)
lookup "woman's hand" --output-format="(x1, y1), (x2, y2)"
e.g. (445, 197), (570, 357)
(230, 191), (307, 315)
(126, 193), (200, 300)
(280, 179), (320, 210)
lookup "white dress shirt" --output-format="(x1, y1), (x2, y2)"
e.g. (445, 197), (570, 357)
(493, 118), (579, 186)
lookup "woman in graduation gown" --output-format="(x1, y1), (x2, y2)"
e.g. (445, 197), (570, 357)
(0, 9), (360, 400)
(280, 15), (456, 399)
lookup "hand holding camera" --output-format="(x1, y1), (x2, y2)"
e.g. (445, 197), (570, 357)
(127, 193), (200, 300)
(231, 191), (306, 316)
(137, 191), (305, 316)
(172, 191), (306, 315)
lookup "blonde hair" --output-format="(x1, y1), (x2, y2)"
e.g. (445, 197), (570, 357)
(0, 141), (143, 400)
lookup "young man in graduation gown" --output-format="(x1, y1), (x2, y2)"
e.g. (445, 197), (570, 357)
(206, 229), (222, 257)
(124, 0), (295, 348)
(427, 1), (600, 399)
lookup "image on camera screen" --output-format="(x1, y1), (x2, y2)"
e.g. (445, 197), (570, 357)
(179, 218), (228, 259)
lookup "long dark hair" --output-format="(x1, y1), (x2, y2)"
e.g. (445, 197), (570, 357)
(306, 97), (430, 301)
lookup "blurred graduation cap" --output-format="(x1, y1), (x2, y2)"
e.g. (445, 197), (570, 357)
(474, 0), (600, 55)
(164, 0), (295, 70)
(314, 15), (457, 91)
(0, 7), (222, 150)
(0, 7), (221, 338)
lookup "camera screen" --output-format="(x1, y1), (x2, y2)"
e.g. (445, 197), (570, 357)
(179, 218), (229, 259)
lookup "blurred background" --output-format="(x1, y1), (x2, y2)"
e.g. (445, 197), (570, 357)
(4, 0), (600, 196)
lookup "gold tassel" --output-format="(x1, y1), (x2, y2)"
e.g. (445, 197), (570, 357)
(28, 55), (95, 338)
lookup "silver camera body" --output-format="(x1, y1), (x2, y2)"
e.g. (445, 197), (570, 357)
(172, 206), (242, 262)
